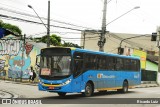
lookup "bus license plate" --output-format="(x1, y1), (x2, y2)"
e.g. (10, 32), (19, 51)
(48, 86), (54, 89)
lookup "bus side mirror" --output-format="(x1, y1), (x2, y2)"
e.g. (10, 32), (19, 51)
(36, 54), (40, 67)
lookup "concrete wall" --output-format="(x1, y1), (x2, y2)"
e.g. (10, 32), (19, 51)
(0, 35), (41, 79)
(81, 31), (157, 53)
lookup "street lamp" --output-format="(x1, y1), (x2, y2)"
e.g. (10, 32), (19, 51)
(28, 5), (48, 29)
(98, 5), (140, 52)
(28, 1), (50, 47)
(118, 34), (149, 54)
(106, 6), (140, 26)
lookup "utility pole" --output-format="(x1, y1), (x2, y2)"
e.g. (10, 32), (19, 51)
(47, 0), (50, 47)
(83, 31), (85, 49)
(98, 0), (107, 52)
(28, 0), (50, 47)
(157, 27), (160, 85)
(158, 29), (160, 73)
(21, 34), (26, 82)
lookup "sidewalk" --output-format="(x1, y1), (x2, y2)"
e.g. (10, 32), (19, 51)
(0, 78), (38, 86)
(135, 83), (159, 88)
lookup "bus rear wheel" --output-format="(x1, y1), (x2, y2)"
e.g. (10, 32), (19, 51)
(82, 82), (93, 97)
(118, 81), (128, 93)
(57, 92), (66, 97)
(122, 81), (128, 93)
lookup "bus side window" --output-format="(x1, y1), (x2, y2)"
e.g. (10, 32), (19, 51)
(107, 57), (116, 70)
(124, 59), (132, 71)
(97, 56), (106, 70)
(116, 58), (124, 71)
(73, 52), (84, 77)
(136, 60), (140, 71)
(84, 54), (97, 70)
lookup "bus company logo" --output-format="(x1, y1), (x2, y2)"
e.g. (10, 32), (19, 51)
(97, 74), (115, 79)
(97, 74), (102, 78)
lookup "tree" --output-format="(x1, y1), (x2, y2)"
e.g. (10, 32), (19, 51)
(0, 20), (22, 35)
(34, 34), (81, 48)
(34, 34), (62, 46)
(63, 42), (81, 48)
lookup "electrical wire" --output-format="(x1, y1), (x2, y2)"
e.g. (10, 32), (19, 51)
(0, 7), (95, 30)
(0, 14), (83, 31)
(0, 2), (30, 14)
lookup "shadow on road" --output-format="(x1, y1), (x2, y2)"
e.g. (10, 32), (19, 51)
(42, 91), (136, 99)
(39, 91), (137, 104)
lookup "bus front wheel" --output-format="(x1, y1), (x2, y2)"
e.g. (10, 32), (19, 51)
(57, 92), (66, 97)
(82, 82), (93, 97)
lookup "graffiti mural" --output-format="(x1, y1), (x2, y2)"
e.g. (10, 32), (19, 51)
(8, 56), (31, 78)
(0, 34), (41, 79)
(25, 42), (33, 56)
(0, 35), (44, 79)
(0, 59), (6, 77)
(8, 42), (34, 79)
(0, 39), (21, 56)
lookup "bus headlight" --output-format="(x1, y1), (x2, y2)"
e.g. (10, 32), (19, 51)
(61, 79), (71, 86)
(39, 79), (44, 84)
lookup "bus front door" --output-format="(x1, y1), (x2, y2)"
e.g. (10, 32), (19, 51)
(72, 58), (83, 92)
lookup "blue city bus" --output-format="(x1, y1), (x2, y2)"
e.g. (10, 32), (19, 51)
(37, 47), (141, 97)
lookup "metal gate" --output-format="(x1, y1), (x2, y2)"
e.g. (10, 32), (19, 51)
(141, 70), (157, 81)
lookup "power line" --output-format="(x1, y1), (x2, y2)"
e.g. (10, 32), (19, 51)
(61, 36), (100, 39)
(0, 14), (83, 32)
(0, 2), (30, 14)
(0, 7), (95, 30)
(108, 47), (119, 52)
(28, 32), (100, 40)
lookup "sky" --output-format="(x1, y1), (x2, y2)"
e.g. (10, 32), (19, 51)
(0, 0), (160, 45)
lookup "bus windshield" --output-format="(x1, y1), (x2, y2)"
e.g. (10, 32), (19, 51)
(40, 55), (71, 77)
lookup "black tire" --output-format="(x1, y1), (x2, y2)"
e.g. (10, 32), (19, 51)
(57, 92), (66, 97)
(117, 81), (128, 93)
(122, 81), (128, 93)
(82, 82), (93, 97)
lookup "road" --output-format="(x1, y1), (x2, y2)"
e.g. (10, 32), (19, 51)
(0, 80), (160, 107)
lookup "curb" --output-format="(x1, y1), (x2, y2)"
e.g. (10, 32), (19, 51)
(135, 84), (159, 88)
(0, 80), (38, 86)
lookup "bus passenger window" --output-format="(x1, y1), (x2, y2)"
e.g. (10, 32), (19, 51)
(73, 52), (84, 77)
(107, 57), (116, 70)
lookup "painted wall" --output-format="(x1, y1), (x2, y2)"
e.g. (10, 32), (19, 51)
(0, 35), (41, 79)
(145, 60), (158, 72)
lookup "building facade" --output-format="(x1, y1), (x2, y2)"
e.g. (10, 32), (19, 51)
(81, 30), (159, 83)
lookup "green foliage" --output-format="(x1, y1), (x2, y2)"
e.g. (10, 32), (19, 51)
(34, 34), (62, 46)
(63, 42), (81, 48)
(0, 20), (22, 35)
(50, 34), (61, 46)
(34, 34), (81, 48)
(0, 20), (3, 27)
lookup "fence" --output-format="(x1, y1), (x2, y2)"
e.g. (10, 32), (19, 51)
(141, 70), (157, 81)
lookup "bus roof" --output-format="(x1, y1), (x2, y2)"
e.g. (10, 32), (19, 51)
(41, 47), (140, 60)
(74, 48), (140, 60)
